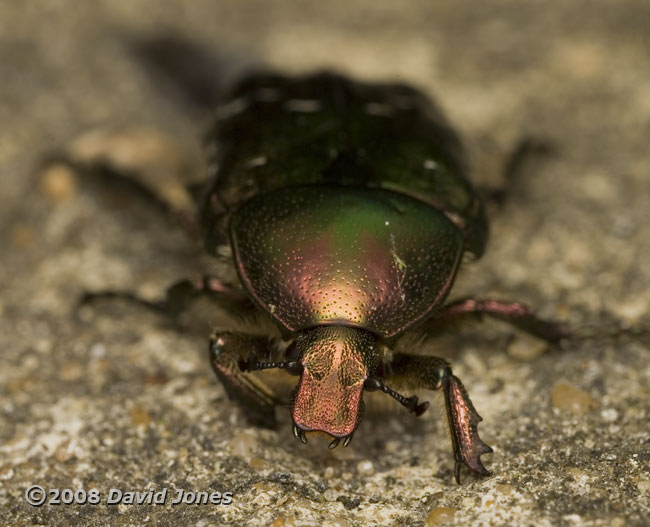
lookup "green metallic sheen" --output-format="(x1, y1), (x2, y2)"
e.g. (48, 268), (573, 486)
(201, 72), (488, 258)
(229, 185), (463, 338)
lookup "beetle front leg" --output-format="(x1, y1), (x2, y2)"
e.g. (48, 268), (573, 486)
(386, 354), (493, 483)
(425, 298), (570, 343)
(162, 276), (254, 318)
(210, 331), (284, 429)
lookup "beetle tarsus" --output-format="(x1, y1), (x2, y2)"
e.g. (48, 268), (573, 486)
(403, 394), (429, 416)
(412, 398), (430, 416)
(292, 423), (308, 444)
(328, 438), (340, 450)
(370, 379), (430, 417)
(343, 433), (354, 448)
(454, 461), (462, 485)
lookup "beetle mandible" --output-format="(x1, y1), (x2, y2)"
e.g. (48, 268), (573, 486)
(81, 72), (569, 483)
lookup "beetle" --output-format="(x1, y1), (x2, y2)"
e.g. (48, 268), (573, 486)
(76, 72), (569, 483)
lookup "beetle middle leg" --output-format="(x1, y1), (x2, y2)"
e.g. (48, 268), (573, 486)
(382, 353), (493, 484)
(80, 275), (253, 321)
(422, 298), (570, 343)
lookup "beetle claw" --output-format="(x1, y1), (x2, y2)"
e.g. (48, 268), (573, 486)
(404, 395), (430, 416)
(328, 437), (340, 450)
(343, 433), (354, 448)
(414, 399), (430, 416)
(292, 423), (308, 444)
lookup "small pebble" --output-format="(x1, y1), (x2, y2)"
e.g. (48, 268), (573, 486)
(323, 489), (338, 502)
(54, 440), (75, 463)
(507, 335), (547, 361)
(130, 405), (152, 426)
(39, 163), (77, 201)
(551, 381), (595, 414)
(10, 224), (35, 248)
(425, 507), (457, 526)
(496, 483), (515, 496)
(89, 343), (107, 359)
(271, 517), (296, 527)
(323, 518), (351, 527)
(601, 408), (618, 422)
(249, 457), (271, 470)
(356, 460), (374, 476)
(228, 431), (259, 459)
(636, 479), (650, 494)
(59, 361), (83, 381)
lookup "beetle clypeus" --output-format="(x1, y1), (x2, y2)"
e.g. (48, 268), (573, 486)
(78, 72), (569, 483)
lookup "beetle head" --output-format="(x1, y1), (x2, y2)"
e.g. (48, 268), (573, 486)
(289, 326), (379, 445)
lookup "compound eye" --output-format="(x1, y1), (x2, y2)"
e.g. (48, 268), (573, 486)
(363, 377), (383, 392)
(284, 341), (299, 361)
(285, 360), (303, 376)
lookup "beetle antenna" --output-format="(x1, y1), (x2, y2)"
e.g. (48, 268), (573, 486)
(364, 377), (429, 416)
(239, 354), (303, 375)
(244, 359), (287, 371)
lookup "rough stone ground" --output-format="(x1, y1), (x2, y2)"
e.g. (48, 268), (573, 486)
(1, 2), (649, 526)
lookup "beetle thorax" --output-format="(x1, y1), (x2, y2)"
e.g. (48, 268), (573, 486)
(229, 185), (464, 339)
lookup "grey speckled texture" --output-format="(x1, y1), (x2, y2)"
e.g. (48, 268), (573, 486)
(1, 2), (649, 526)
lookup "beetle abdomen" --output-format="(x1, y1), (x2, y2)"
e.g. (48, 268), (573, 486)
(202, 72), (487, 257)
(229, 185), (463, 338)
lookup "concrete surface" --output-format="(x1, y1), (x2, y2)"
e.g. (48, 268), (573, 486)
(1, 2), (649, 526)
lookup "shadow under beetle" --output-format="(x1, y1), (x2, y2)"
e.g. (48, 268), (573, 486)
(78, 72), (570, 483)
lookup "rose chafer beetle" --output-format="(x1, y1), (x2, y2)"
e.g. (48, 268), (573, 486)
(78, 72), (569, 483)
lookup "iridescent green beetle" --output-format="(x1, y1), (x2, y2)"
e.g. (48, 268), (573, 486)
(188, 73), (568, 483)
(78, 72), (569, 483)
